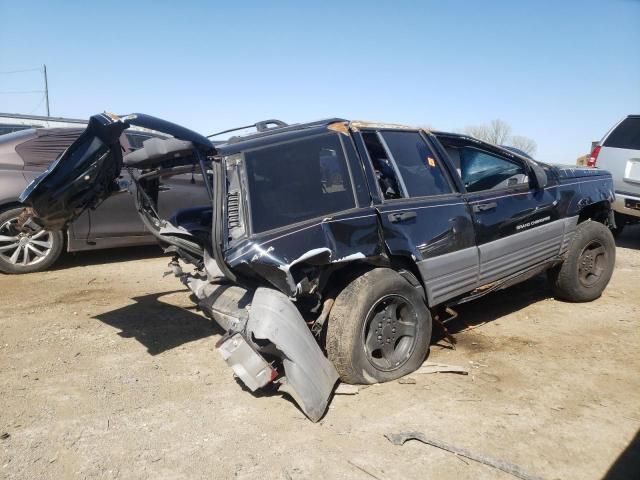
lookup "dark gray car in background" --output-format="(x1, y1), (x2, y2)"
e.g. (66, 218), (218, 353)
(0, 127), (210, 273)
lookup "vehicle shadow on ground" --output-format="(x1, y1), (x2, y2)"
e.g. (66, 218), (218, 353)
(432, 275), (551, 345)
(615, 224), (640, 249)
(604, 428), (640, 479)
(53, 245), (163, 270)
(93, 290), (223, 355)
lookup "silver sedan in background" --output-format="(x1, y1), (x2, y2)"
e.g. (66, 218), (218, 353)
(0, 128), (210, 273)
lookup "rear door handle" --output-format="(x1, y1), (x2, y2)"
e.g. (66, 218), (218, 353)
(472, 202), (497, 213)
(388, 211), (417, 223)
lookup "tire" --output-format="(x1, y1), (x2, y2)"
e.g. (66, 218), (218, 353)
(326, 268), (432, 384)
(547, 220), (615, 302)
(0, 207), (64, 274)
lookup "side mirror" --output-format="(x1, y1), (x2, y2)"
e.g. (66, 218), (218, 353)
(529, 162), (548, 189)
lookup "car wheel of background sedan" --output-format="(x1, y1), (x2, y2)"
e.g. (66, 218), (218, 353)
(0, 207), (64, 274)
(547, 220), (615, 302)
(326, 268), (432, 384)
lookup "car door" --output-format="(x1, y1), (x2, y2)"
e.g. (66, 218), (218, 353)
(69, 131), (160, 243)
(19, 112), (216, 232)
(157, 171), (210, 220)
(69, 169), (147, 241)
(436, 135), (563, 286)
(355, 128), (479, 306)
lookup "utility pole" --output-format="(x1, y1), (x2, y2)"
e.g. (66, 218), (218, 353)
(43, 64), (50, 117)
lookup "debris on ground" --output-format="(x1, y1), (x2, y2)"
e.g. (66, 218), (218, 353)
(415, 362), (469, 375)
(347, 460), (383, 479)
(334, 384), (359, 395)
(385, 431), (542, 480)
(0, 432), (10, 440)
(398, 377), (416, 384)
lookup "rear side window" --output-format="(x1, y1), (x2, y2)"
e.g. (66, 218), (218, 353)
(244, 133), (355, 233)
(604, 117), (640, 150)
(379, 131), (452, 198)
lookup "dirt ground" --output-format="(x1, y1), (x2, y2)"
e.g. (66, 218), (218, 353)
(1, 226), (639, 480)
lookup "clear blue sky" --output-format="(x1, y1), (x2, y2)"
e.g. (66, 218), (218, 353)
(1, 0), (638, 163)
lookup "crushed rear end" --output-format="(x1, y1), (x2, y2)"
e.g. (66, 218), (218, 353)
(18, 112), (341, 421)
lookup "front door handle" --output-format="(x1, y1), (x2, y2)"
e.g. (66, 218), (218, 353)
(388, 211), (417, 223)
(472, 202), (497, 213)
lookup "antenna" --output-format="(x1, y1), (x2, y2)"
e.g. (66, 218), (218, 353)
(43, 64), (50, 117)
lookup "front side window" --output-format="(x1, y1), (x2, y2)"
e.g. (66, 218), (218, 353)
(459, 148), (528, 193)
(244, 133), (355, 233)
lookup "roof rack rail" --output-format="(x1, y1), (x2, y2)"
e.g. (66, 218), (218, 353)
(207, 119), (288, 138)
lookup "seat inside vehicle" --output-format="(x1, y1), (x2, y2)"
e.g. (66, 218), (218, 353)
(361, 132), (402, 199)
(123, 137), (195, 169)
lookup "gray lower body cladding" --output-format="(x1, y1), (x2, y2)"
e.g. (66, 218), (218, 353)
(185, 276), (338, 422)
(418, 216), (579, 306)
(418, 246), (479, 306)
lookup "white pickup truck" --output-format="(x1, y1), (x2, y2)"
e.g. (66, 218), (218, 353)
(589, 115), (640, 235)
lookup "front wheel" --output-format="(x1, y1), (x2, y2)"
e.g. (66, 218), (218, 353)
(326, 268), (432, 384)
(547, 220), (615, 302)
(0, 207), (64, 274)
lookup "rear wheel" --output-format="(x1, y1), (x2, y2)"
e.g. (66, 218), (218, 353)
(326, 268), (432, 384)
(0, 207), (64, 274)
(547, 221), (615, 302)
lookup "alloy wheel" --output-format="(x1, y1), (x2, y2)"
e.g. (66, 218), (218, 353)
(362, 294), (419, 372)
(0, 217), (54, 267)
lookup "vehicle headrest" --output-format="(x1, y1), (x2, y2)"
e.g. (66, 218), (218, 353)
(123, 137), (195, 168)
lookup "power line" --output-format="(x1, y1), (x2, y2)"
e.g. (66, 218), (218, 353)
(0, 90), (44, 94)
(0, 65), (51, 116)
(27, 93), (46, 115)
(0, 67), (42, 75)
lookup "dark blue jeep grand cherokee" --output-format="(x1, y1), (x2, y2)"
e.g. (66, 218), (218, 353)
(19, 113), (616, 421)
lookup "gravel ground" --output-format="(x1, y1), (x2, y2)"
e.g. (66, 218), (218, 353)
(1, 226), (639, 479)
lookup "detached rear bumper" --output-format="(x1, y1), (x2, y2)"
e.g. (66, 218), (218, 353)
(185, 275), (338, 422)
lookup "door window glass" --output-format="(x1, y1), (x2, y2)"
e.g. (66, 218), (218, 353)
(459, 148), (528, 192)
(363, 131), (453, 199)
(380, 131), (452, 197)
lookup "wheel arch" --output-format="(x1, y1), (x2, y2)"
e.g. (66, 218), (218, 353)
(317, 253), (428, 329)
(578, 199), (613, 226)
(0, 201), (24, 214)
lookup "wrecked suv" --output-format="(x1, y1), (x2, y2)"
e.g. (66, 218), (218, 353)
(19, 113), (617, 421)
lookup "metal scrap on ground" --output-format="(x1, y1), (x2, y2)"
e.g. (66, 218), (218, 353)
(415, 362), (469, 375)
(334, 383), (360, 395)
(385, 431), (543, 480)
